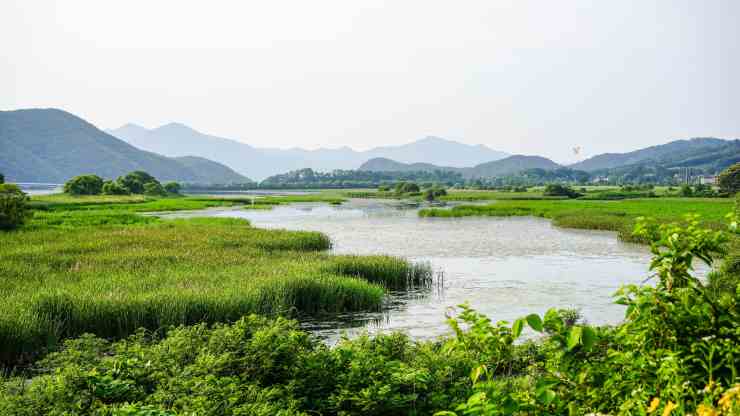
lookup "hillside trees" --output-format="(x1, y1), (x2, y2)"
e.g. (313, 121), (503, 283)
(63, 174), (104, 195)
(718, 163), (740, 195)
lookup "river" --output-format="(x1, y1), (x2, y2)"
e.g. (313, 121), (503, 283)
(159, 198), (658, 342)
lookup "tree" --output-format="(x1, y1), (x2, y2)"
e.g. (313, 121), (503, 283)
(543, 184), (581, 198)
(63, 174), (104, 195)
(424, 189), (436, 202)
(396, 182), (420, 194)
(144, 181), (166, 196)
(0, 173), (4, 184)
(718, 162), (740, 195)
(102, 180), (129, 195)
(117, 171), (160, 194)
(164, 182), (181, 195)
(0, 184), (31, 230)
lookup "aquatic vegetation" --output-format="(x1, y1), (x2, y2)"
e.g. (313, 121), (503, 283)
(0, 215), (424, 366)
(1, 216), (738, 415)
(419, 198), (734, 242)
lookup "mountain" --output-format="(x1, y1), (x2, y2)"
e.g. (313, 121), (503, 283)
(107, 124), (509, 180)
(358, 157), (457, 173)
(570, 138), (733, 172)
(362, 136), (509, 167)
(0, 109), (249, 184)
(360, 154), (561, 179)
(467, 155), (561, 178)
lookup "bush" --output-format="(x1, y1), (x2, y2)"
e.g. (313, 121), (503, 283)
(143, 181), (167, 196)
(395, 182), (420, 194)
(63, 174), (104, 195)
(163, 182), (181, 195)
(0, 184), (31, 230)
(543, 184), (581, 198)
(101, 180), (129, 195)
(718, 162), (740, 195)
(117, 171), (160, 195)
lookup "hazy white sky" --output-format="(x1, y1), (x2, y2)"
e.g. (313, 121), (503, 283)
(2, 1), (738, 163)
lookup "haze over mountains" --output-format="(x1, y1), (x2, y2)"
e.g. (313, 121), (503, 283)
(360, 155), (561, 179)
(1, 108), (737, 184)
(107, 124), (509, 180)
(0, 109), (248, 183)
(361, 138), (739, 178)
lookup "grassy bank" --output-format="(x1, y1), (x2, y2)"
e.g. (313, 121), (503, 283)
(420, 198), (734, 242)
(0, 195), (424, 366)
(26, 193), (346, 228)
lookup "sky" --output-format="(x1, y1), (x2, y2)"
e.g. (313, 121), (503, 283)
(2, 1), (738, 164)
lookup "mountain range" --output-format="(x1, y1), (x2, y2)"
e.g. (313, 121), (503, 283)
(360, 137), (738, 178)
(2, 108), (737, 185)
(0, 109), (248, 183)
(360, 155), (561, 179)
(107, 124), (509, 180)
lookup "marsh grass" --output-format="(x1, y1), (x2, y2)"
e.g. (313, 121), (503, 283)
(419, 198), (734, 242)
(0, 212), (421, 366)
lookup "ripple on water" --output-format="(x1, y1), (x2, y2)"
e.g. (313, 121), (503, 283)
(158, 199), (701, 343)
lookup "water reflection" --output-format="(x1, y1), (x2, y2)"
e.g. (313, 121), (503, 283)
(156, 199), (696, 343)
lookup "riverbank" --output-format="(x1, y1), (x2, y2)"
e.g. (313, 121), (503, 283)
(419, 197), (735, 243)
(0, 194), (425, 367)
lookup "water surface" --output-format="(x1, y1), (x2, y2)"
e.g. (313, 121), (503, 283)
(161, 199), (659, 341)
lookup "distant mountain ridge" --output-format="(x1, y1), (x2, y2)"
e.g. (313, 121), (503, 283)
(107, 124), (509, 180)
(0, 109), (249, 183)
(570, 137), (735, 172)
(360, 155), (561, 179)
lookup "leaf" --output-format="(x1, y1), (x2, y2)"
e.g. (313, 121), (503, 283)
(537, 388), (556, 405)
(512, 318), (524, 339)
(581, 326), (597, 350)
(526, 314), (544, 332)
(567, 326), (583, 350)
(470, 365), (485, 384)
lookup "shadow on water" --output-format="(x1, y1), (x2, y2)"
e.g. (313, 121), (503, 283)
(298, 269), (446, 341)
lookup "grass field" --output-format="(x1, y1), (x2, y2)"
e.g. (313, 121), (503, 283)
(420, 197), (735, 242)
(0, 194), (424, 367)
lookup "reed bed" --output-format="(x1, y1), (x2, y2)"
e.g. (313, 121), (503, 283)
(419, 198), (734, 242)
(324, 255), (433, 289)
(0, 216), (422, 366)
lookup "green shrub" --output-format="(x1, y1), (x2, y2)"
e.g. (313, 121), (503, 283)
(101, 180), (129, 195)
(63, 174), (104, 195)
(718, 162), (740, 195)
(395, 181), (420, 194)
(117, 171), (160, 194)
(163, 182), (181, 195)
(0, 184), (31, 230)
(543, 184), (581, 198)
(143, 181), (166, 196)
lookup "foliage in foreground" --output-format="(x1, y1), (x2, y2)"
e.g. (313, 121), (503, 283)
(1, 215), (738, 414)
(0, 216), (430, 366)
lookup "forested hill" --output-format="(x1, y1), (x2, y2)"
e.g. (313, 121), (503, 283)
(569, 137), (735, 172)
(360, 155), (561, 179)
(0, 109), (249, 183)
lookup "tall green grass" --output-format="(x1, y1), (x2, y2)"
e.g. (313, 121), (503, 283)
(0, 217), (427, 366)
(420, 198), (735, 242)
